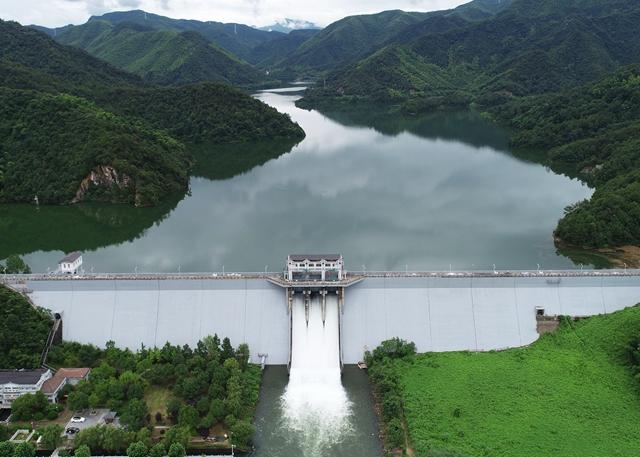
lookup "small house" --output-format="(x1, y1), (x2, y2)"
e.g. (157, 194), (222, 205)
(58, 252), (83, 274)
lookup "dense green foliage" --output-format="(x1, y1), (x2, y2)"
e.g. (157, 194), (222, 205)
(95, 84), (304, 144)
(629, 333), (640, 384)
(10, 392), (61, 422)
(494, 67), (640, 247)
(304, 0), (640, 104)
(0, 19), (304, 206)
(38, 424), (65, 449)
(54, 10), (285, 64)
(56, 21), (261, 86)
(0, 88), (189, 206)
(364, 338), (416, 455)
(382, 306), (640, 457)
(0, 442), (35, 457)
(62, 335), (260, 450)
(0, 255), (31, 274)
(0, 285), (52, 368)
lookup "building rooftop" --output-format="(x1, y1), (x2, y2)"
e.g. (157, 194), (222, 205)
(289, 254), (342, 262)
(41, 368), (90, 394)
(59, 252), (82, 264)
(0, 369), (47, 385)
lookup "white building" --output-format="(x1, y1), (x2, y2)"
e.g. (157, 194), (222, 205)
(286, 254), (344, 281)
(58, 252), (83, 274)
(0, 369), (51, 409)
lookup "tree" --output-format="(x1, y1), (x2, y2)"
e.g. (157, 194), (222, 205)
(166, 398), (182, 423)
(149, 443), (165, 457)
(12, 444), (34, 457)
(162, 426), (190, 449)
(10, 391), (53, 421)
(221, 338), (235, 360)
(126, 441), (148, 457)
(1, 255), (31, 274)
(178, 405), (199, 431)
(230, 420), (254, 447)
(167, 443), (185, 457)
(236, 344), (250, 371)
(74, 445), (91, 457)
(68, 391), (90, 412)
(39, 424), (64, 449)
(120, 398), (148, 431)
(0, 442), (15, 457)
(208, 399), (225, 423)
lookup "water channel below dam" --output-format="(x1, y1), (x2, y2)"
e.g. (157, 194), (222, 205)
(252, 294), (381, 457)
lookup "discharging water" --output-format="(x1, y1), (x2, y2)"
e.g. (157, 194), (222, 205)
(251, 294), (380, 457)
(281, 295), (352, 456)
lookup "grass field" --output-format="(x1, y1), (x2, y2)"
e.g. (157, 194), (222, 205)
(144, 385), (173, 425)
(399, 306), (640, 457)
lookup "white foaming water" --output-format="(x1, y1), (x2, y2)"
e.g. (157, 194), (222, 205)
(281, 294), (353, 456)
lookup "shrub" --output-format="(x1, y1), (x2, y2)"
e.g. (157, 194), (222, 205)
(167, 443), (185, 457)
(126, 441), (148, 457)
(74, 445), (90, 457)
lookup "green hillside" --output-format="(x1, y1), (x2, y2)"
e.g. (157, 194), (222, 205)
(250, 29), (319, 69)
(0, 88), (190, 206)
(494, 67), (640, 248)
(368, 306), (640, 456)
(279, 10), (430, 72)
(304, 0), (640, 103)
(81, 10), (284, 63)
(0, 20), (304, 206)
(279, 0), (513, 73)
(56, 21), (262, 85)
(0, 285), (53, 369)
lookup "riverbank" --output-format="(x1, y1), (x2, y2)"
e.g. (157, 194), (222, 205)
(372, 306), (640, 456)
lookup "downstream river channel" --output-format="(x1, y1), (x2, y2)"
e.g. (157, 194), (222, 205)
(1, 86), (592, 272)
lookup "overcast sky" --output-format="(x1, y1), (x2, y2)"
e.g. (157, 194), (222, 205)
(1, 0), (469, 28)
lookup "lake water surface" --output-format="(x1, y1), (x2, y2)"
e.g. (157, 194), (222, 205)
(1, 87), (592, 272)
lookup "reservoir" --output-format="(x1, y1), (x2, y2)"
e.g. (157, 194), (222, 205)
(1, 87), (592, 272)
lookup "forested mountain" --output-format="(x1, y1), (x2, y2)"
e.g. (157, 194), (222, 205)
(278, 10), (431, 72)
(279, 0), (513, 73)
(55, 20), (262, 85)
(250, 29), (319, 69)
(302, 0), (640, 104)
(0, 20), (304, 206)
(65, 10), (284, 63)
(493, 67), (640, 248)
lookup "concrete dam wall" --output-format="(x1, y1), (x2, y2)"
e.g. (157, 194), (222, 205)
(22, 273), (640, 364)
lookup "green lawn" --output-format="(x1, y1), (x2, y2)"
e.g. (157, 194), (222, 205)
(399, 306), (640, 457)
(144, 385), (173, 425)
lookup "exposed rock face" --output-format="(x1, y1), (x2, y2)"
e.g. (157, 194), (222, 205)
(72, 165), (134, 204)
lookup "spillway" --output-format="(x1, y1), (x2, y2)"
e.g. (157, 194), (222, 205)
(281, 293), (352, 456)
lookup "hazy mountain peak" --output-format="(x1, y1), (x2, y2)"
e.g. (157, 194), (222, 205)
(259, 18), (320, 33)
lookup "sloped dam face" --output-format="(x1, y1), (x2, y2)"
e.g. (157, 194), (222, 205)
(24, 274), (640, 363)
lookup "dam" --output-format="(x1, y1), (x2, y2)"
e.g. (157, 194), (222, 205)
(5, 254), (640, 364)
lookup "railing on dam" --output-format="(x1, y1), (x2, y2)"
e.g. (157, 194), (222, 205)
(2, 267), (640, 285)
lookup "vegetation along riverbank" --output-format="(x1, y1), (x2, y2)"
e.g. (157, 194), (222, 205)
(0, 284), (262, 453)
(367, 306), (640, 457)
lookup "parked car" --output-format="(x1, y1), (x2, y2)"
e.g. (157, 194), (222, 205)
(66, 427), (80, 434)
(70, 416), (86, 423)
